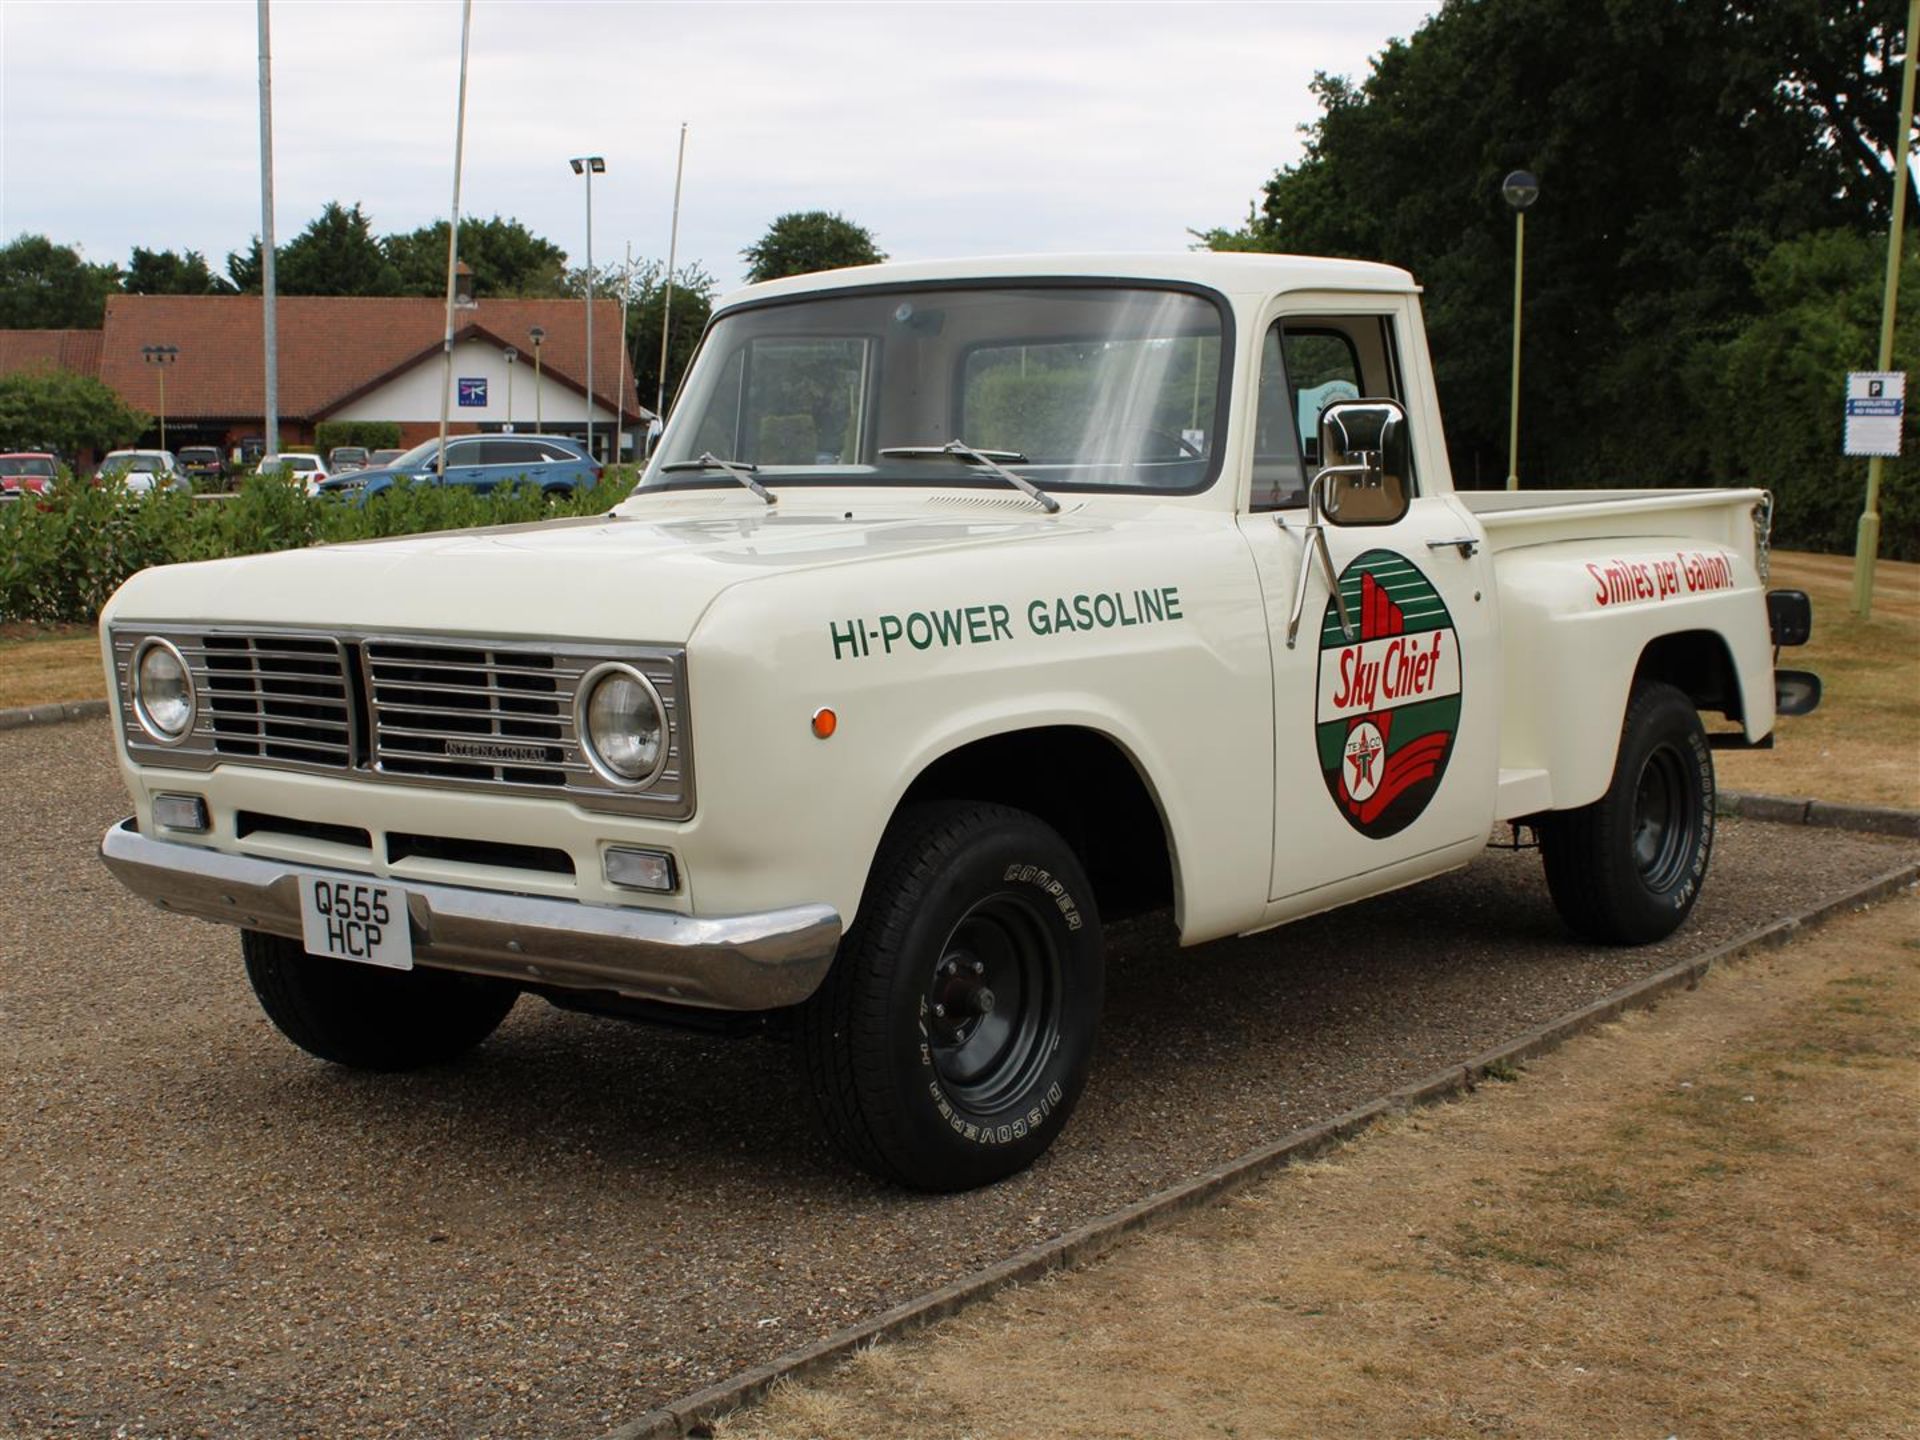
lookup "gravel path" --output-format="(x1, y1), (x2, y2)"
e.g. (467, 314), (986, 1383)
(2, 719), (1913, 1439)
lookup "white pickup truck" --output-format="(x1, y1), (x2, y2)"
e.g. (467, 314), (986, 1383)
(99, 254), (1817, 1190)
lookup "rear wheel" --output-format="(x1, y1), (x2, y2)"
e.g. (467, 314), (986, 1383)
(799, 802), (1105, 1191)
(242, 930), (518, 1070)
(1539, 681), (1715, 945)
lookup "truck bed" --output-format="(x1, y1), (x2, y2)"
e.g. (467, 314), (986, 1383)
(1459, 487), (1767, 557)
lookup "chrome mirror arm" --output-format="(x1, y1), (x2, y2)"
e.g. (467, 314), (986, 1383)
(1284, 466), (1366, 648)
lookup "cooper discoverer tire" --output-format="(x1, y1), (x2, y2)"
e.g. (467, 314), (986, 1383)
(1539, 680), (1715, 945)
(242, 930), (518, 1071)
(799, 802), (1105, 1192)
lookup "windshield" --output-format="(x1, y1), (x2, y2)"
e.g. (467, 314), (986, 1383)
(5, 458), (56, 477)
(386, 439), (443, 470)
(646, 284), (1228, 496)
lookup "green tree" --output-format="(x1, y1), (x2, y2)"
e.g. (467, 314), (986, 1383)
(558, 259), (719, 414)
(741, 211), (886, 283)
(0, 367), (149, 456)
(1708, 230), (1918, 560)
(0, 235), (123, 328)
(1200, 0), (1903, 494)
(278, 201), (402, 296)
(383, 215), (568, 297)
(226, 236), (265, 293)
(125, 247), (233, 296)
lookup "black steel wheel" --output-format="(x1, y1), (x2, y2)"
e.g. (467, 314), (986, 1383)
(1540, 680), (1715, 945)
(799, 801), (1104, 1191)
(242, 930), (518, 1071)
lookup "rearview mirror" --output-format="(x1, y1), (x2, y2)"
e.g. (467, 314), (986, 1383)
(1314, 399), (1412, 526)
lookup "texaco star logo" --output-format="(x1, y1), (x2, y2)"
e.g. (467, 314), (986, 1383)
(1342, 721), (1385, 802)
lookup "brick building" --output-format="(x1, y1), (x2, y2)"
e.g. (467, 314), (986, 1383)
(0, 291), (646, 462)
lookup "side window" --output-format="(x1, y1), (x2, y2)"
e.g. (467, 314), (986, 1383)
(1282, 330), (1363, 469)
(1253, 316), (1413, 510)
(1250, 326), (1307, 510)
(446, 440), (486, 468)
(484, 440), (544, 466)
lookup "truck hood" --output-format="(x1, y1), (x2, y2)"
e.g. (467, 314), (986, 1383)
(104, 497), (1101, 643)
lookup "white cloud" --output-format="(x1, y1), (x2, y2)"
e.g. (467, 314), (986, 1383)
(1, 0), (1436, 292)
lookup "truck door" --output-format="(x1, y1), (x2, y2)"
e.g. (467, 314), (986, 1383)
(1237, 304), (1499, 910)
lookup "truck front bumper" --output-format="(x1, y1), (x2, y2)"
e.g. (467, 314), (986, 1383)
(99, 818), (842, 1011)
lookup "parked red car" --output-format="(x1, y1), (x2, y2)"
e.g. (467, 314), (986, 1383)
(0, 452), (59, 497)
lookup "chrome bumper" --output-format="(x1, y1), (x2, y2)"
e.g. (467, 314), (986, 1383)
(99, 819), (841, 1010)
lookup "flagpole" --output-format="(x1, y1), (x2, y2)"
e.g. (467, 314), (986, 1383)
(436, 0), (473, 478)
(655, 122), (688, 430)
(257, 0), (279, 458)
(617, 240), (632, 463)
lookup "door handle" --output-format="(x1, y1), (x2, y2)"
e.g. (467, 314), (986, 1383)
(1426, 536), (1481, 558)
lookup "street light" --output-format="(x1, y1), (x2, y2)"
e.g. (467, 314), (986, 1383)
(503, 346), (518, 432)
(142, 344), (179, 452)
(1502, 170), (1539, 491)
(569, 154), (605, 461)
(530, 326), (546, 431)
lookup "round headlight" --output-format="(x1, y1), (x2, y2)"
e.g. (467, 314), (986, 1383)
(133, 638), (195, 743)
(578, 664), (666, 785)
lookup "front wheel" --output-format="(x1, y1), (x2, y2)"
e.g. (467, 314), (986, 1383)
(799, 802), (1105, 1191)
(242, 930), (518, 1070)
(1538, 680), (1715, 945)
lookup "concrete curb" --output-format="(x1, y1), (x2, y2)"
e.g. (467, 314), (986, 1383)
(0, 698), (108, 731)
(606, 858), (1920, 1440)
(1716, 789), (1920, 839)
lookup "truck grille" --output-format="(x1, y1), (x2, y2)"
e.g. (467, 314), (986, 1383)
(113, 627), (690, 818)
(202, 634), (355, 768)
(366, 641), (584, 787)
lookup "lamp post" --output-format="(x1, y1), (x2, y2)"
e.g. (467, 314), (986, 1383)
(530, 326), (545, 430)
(569, 154), (606, 461)
(503, 346), (517, 431)
(142, 344), (179, 451)
(1502, 170), (1539, 491)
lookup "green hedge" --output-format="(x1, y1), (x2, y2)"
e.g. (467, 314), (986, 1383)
(313, 420), (403, 453)
(0, 468), (638, 625)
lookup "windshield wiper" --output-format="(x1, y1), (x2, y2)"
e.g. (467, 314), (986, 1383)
(659, 452), (774, 505)
(878, 440), (1060, 514)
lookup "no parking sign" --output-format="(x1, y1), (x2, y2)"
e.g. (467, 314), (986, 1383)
(1843, 371), (1904, 456)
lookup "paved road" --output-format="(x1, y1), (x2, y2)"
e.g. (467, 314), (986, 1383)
(2, 718), (1913, 1439)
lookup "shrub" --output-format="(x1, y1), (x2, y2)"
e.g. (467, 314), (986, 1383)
(0, 468), (637, 625)
(314, 420), (403, 454)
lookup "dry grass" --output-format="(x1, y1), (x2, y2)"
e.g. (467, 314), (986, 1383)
(721, 894), (1920, 1440)
(0, 623), (102, 709)
(1714, 550), (1920, 808)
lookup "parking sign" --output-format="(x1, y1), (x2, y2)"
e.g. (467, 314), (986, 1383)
(1843, 371), (1904, 456)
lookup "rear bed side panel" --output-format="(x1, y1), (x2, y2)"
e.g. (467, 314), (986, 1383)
(1493, 538), (1776, 815)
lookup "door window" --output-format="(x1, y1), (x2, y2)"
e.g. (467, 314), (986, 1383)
(1251, 317), (1410, 510)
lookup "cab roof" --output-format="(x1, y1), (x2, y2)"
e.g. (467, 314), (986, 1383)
(717, 251), (1417, 312)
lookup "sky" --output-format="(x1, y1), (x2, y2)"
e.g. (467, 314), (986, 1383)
(0, 1), (1439, 298)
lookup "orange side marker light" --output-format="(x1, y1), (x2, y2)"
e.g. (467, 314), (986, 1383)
(811, 707), (838, 740)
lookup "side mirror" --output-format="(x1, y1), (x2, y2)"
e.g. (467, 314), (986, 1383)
(1313, 398), (1412, 526)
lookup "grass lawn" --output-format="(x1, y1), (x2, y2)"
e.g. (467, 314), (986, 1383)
(0, 623), (100, 710)
(1713, 550), (1919, 809)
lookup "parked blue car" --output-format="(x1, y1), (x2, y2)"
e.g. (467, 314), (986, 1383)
(316, 434), (601, 503)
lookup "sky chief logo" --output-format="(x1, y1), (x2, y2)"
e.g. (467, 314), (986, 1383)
(1314, 549), (1462, 838)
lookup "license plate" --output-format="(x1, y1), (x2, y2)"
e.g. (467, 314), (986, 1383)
(298, 874), (413, 970)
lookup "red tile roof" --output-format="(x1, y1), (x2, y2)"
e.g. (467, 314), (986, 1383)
(94, 295), (642, 422)
(0, 330), (104, 380)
